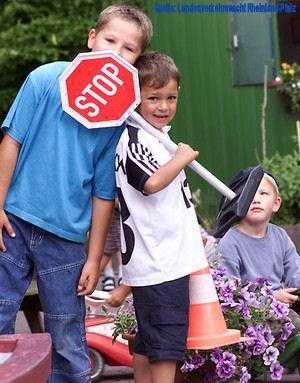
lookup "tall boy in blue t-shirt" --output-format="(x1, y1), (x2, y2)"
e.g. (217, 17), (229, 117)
(0, 5), (152, 382)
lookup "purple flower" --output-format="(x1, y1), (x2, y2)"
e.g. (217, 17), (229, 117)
(244, 325), (269, 354)
(222, 351), (236, 364)
(262, 325), (275, 345)
(211, 267), (227, 287)
(245, 280), (260, 292)
(221, 300), (240, 310)
(253, 335), (268, 355)
(213, 351), (237, 379)
(219, 280), (236, 302)
(210, 349), (222, 364)
(245, 325), (257, 345)
(255, 278), (270, 288)
(237, 299), (251, 320)
(181, 353), (205, 373)
(261, 283), (274, 298)
(278, 337), (288, 351)
(270, 361), (284, 380)
(270, 301), (289, 319)
(281, 321), (295, 341)
(263, 346), (279, 365)
(216, 360), (236, 379)
(240, 289), (260, 308)
(181, 361), (197, 373)
(240, 366), (251, 383)
(191, 353), (205, 369)
(211, 266), (226, 280)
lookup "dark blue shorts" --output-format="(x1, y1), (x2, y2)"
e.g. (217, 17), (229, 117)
(132, 275), (190, 362)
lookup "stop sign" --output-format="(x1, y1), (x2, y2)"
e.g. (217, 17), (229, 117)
(60, 51), (140, 129)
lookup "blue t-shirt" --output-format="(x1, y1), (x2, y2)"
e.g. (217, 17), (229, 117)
(1, 62), (124, 243)
(218, 224), (300, 290)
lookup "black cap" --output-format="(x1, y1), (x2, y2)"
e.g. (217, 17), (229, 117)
(218, 167), (278, 212)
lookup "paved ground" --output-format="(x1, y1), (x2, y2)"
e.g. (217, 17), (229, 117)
(99, 366), (133, 382)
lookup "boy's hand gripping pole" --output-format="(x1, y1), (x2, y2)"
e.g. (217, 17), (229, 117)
(130, 111), (236, 200)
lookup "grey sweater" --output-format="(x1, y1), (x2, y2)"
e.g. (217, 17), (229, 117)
(218, 223), (300, 290)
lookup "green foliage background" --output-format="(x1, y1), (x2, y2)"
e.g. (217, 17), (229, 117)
(0, 0), (144, 124)
(262, 150), (300, 225)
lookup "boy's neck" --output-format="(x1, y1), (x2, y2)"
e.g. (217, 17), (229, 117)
(236, 220), (269, 238)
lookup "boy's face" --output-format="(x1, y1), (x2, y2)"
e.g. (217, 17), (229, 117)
(244, 178), (281, 225)
(87, 17), (142, 64)
(137, 79), (179, 130)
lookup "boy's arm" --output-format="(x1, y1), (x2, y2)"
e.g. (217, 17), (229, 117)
(77, 197), (114, 296)
(106, 285), (132, 307)
(283, 236), (300, 288)
(144, 143), (198, 194)
(0, 134), (20, 251)
(218, 240), (241, 279)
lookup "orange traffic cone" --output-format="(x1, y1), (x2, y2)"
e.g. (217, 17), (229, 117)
(187, 266), (242, 350)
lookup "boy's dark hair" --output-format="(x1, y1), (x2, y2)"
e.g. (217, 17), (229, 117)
(135, 51), (180, 89)
(95, 4), (153, 52)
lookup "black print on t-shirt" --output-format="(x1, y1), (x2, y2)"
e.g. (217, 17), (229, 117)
(117, 187), (135, 265)
(115, 153), (126, 174)
(181, 178), (193, 209)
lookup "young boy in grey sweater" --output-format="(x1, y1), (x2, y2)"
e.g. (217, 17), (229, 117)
(219, 169), (300, 326)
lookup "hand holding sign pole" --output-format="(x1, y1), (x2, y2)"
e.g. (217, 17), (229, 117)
(60, 51), (263, 236)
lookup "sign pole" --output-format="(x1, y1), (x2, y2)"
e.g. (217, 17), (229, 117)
(129, 112), (236, 200)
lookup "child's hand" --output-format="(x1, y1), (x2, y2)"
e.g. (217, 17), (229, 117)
(105, 285), (131, 307)
(0, 209), (15, 252)
(77, 260), (100, 296)
(274, 288), (299, 304)
(174, 143), (199, 166)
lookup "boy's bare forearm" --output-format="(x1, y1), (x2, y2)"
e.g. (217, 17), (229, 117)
(0, 135), (20, 208)
(144, 143), (198, 194)
(87, 197), (114, 264)
(144, 157), (187, 194)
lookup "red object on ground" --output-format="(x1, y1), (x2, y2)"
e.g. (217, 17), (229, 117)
(85, 315), (114, 327)
(86, 315), (132, 367)
(60, 51), (140, 129)
(87, 333), (133, 367)
(0, 333), (52, 383)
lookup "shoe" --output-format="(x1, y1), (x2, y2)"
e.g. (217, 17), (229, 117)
(118, 277), (122, 286)
(102, 276), (115, 292)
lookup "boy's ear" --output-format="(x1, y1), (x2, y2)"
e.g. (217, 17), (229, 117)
(272, 196), (282, 213)
(87, 29), (96, 50)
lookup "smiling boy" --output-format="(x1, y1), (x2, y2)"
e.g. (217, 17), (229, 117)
(114, 52), (206, 383)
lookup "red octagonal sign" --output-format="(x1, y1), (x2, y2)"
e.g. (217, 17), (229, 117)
(60, 51), (140, 129)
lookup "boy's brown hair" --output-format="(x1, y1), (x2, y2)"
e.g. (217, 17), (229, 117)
(95, 4), (153, 52)
(135, 51), (181, 89)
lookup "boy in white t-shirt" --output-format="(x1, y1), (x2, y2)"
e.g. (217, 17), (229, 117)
(110, 52), (206, 383)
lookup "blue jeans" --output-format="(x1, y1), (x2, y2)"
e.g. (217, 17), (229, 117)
(0, 213), (91, 382)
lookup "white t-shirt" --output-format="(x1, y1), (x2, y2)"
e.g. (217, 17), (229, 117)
(115, 119), (207, 286)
